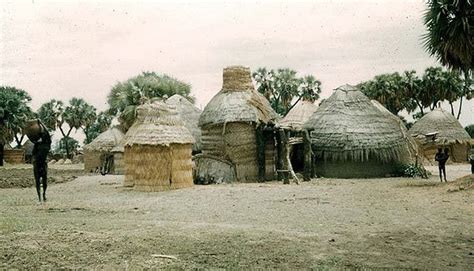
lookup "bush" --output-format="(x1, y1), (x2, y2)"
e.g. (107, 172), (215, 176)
(395, 164), (427, 178)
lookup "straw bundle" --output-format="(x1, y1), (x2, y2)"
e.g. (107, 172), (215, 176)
(123, 101), (194, 191)
(278, 100), (318, 131)
(199, 66), (278, 127)
(303, 85), (415, 178)
(111, 143), (125, 175)
(198, 66), (278, 182)
(166, 94), (202, 153)
(83, 127), (124, 173)
(409, 108), (471, 163)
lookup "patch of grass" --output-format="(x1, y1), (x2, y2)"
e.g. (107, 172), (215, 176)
(396, 180), (442, 188)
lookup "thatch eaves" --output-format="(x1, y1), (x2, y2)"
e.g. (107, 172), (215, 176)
(199, 66), (278, 127)
(278, 100), (318, 131)
(166, 94), (202, 151)
(84, 127), (124, 152)
(409, 108), (471, 144)
(123, 101), (194, 147)
(303, 84), (412, 163)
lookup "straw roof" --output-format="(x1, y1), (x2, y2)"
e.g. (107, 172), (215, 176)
(278, 100), (318, 131)
(409, 108), (471, 144)
(199, 66), (278, 127)
(123, 101), (194, 147)
(303, 84), (412, 163)
(84, 127), (124, 152)
(166, 94), (202, 151)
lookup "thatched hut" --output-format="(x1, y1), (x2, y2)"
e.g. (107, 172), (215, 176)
(111, 144), (125, 175)
(83, 127), (124, 173)
(409, 108), (471, 163)
(123, 101), (194, 191)
(166, 94), (202, 154)
(303, 84), (415, 178)
(278, 100), (318, 173)
(196, 66), (278, 183)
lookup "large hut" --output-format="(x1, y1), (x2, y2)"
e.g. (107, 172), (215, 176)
(166, 94), (202, 154)
(303, 84), (415, 178)
(196, 66), (278, 183)
(409, 108), (471, 163)
(83, 127), (124, 173)
(123, 101), (195, 191)
(278, 100), (318, 173)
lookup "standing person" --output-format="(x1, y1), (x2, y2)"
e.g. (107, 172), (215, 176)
(31, 120), (52, 202)
(435, 148), (448, 182)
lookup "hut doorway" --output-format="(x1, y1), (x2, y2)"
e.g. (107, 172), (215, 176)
(290, 143), (305, 172)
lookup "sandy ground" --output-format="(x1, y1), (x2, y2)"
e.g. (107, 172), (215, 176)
(0, 164), (473, 269)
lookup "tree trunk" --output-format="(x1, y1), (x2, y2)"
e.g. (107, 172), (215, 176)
(449, 102), (455, 116)
(457, 69), (470, 120)
(256, 125), (266, 182)
(303, 130), (312, 182)
(0, 143), (4, 166)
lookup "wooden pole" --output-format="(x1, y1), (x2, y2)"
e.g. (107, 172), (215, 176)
(279, 129), (290, 184)
(276, 130), (283, 182)
(303, 130), (312, 182)
(256, 125), (266, 182)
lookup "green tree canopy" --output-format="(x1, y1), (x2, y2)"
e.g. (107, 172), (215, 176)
(0, 86), (34, 148)
(359, 67), (466, 119)
(84, 111), (113, 144)
(38, 98), (97, 158)
(424, 0), (473, 119)
(107, 71), (193, 130)
(252, 68), (321, 115)
(465, 124), (474, 138)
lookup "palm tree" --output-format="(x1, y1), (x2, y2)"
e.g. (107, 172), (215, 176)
(423, 0), (473, 119)
(107, 71), (193, 131)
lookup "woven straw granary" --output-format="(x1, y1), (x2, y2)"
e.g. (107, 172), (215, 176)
(197, 66), (278, 182)
(303, 84), (415, 178)
(166, 94), (202, 153)
(122, 101), (194, 191)
(409, 108), (471, 164)
(83, 127), (124, 173)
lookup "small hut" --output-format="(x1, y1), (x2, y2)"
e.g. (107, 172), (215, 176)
(123, 101), (195, 191)
(409, 108), (471, 163)
(166, 94), (202, 154)
(278, 100), (318, 173)
(83, 127), (124, 173)
(303, 84), (415, 178)
(196, 66), (278, 183)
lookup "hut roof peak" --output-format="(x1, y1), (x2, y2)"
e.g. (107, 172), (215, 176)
(222, 65), (254, 92)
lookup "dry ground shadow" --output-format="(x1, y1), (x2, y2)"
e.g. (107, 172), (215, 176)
(0, 165), (473, 269)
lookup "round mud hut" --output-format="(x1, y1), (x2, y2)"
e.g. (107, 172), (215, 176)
(83, 127), (124, 173)
(303, 84), (415, 178)
(166, 94), (202, 154)
(409, 108), (471, 163)
(122, 101), (195, 191)
(196, 66), (278, 183)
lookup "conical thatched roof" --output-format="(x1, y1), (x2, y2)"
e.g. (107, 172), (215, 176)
(303, 84), (412, 163)
(278, 100), (318, 131)
(199, 66), (278, 127)
(123, 101), (194, 147)
(166, 94), (202, 152)
(84, 127), (124, 152)
(409, 108), (471, 144)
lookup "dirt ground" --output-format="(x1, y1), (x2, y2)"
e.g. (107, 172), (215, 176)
(0, 164), (473, 269)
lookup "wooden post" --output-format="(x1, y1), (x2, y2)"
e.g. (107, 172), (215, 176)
(303, 130), (312, 182)
(279, 129), (290, 184)
(256, 125), (265, 182)
(276, 130), (282, 182)
(0, 143), (3, 166)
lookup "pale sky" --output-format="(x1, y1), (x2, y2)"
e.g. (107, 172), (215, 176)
(1, 0), (473, 144)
